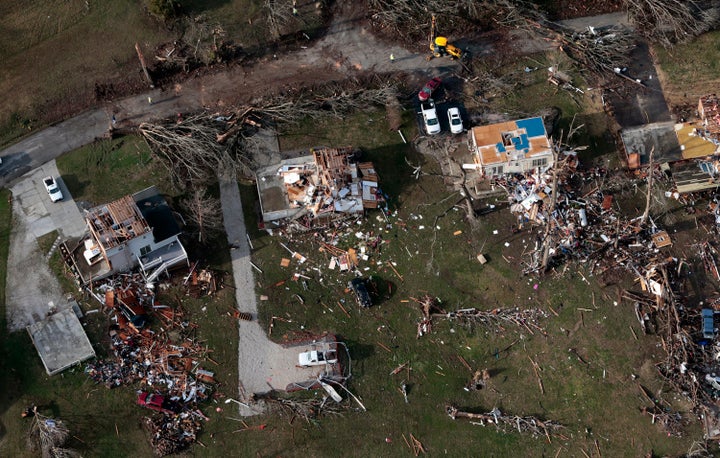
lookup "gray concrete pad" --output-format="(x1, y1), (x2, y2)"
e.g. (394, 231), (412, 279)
(27, 306), (95, 375)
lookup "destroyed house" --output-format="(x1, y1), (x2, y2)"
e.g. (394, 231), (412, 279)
(622, 96), (720, 193)
(467, 117), (553, 178)
(699, 94), (720, 145)
(81, 186), (188, 282)
(257, 146), (383, 224)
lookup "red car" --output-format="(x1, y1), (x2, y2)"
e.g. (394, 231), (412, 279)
(137, 392), (177, 415)
(418, 77), (441, 102)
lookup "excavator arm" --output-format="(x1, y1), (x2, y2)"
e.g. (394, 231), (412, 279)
(428, 14), (463, 60)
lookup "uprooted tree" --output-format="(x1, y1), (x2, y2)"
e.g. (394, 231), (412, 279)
(139, 78), (400, 191)
(621, 0), (720, 48)
(26, 411), (79, 458)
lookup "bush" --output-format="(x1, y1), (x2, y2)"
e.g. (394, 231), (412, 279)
(147, 0), (181, 21)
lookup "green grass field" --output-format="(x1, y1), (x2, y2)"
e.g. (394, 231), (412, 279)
(654, 30), (720, 109)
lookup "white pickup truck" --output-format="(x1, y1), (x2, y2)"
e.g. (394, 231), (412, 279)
(420, 100), (441, 135)
(43, 176), (63, 202)
(298, 349), (338, 367)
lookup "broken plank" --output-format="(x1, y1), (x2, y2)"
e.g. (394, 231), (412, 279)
(386, 262), (404, 282)
(336, 301), (351, 318)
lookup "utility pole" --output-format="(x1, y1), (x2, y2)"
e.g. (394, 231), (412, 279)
(135, 42), (154, 88)
(640, 146), (655, 226)
(540, 143), (561, 273)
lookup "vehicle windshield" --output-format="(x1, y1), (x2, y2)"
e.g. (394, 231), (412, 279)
(48, 185), (58, 192)
(427, 118), (439, 126)
(451, 118), (461, 125)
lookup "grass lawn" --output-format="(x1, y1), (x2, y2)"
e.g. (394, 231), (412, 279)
(0, 1), (173, 143)
(56, 134), (169, 207)
(653, 30), (720, 109)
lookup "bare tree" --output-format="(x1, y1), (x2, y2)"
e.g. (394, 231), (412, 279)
(622, 0), (720, 48)
(140, 78), (399, 190)
(265, 0), (300, 40)
(139, 114), (242, 191)
(182, 187), (224, 243)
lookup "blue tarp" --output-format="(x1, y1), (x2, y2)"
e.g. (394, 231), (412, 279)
(516, 117), (546, 138)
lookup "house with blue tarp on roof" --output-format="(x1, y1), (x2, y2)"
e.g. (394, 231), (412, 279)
(466, 117), (553, 178)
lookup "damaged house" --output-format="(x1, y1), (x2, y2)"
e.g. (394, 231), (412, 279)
(66, 186), (188, 284)
(622, 95), (720, 194)
(256, 146), (384, 225)
(465, 117), (554, 178)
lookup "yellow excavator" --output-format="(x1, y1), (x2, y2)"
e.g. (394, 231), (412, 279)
(428, 15), (463, 60)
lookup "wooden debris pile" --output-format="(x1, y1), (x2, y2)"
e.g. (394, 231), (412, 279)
(446, 405), (563, 439)
(184, 266), (219, 298)
(493, 148), (678, 278)
(619, 257), (712, 436)
(84, 271), (217, 456)
(638, 384), (684, 437)
(414, 295), (444, 338)
(699, 241), (720, 282)
(143, 411), (204, 457)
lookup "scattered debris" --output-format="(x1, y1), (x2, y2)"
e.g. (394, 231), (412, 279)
(446, 405), (563, 439)
(638, 384), (684, 437)
(83, 266), (220, 455)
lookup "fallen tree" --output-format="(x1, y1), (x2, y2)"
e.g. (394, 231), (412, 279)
(621, 0), (720, 48)
(446, 405), (564, 439)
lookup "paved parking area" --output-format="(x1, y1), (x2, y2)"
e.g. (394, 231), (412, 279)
(6, 160), (87, 330)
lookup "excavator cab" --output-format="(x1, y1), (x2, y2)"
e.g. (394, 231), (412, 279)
(429, 16), (463, 60)
(431, 37), (463, 60)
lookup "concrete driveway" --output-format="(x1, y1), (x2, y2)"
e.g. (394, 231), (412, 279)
(6, 160), (86, 330)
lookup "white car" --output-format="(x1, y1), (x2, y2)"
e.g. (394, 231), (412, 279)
(43, 176), (63, 202)
(448, 107), (464, 134)
(298, 350), (338, 367)
(421, 100), (441, 135)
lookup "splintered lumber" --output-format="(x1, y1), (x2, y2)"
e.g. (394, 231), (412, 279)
(527, 355), (544, 395)
(410, 433), (426, 455)
(386, 261), (404, 282)
(457, 355), (473, 372)
(336, 301), (351, 318)
(390, 362), (409, 376)
(446, 405), (563, 438)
